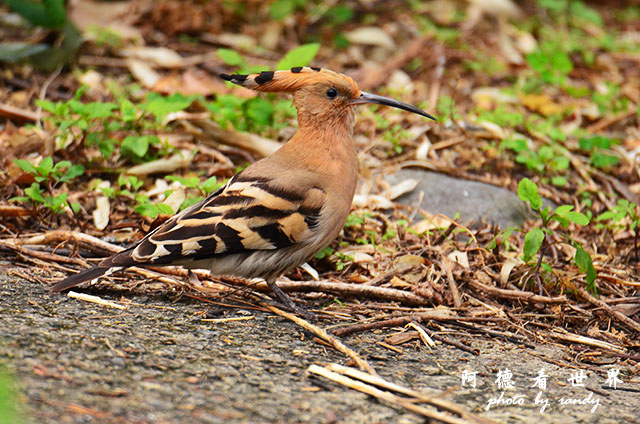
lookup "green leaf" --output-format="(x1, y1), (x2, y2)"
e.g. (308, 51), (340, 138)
(217, 48), (246, 67)
(13, 159), (38, 176)
(24, 183), (44, 203)
(35, 99), (56, 113)
(120, 100), (137, 122)
(166, 175), (200, 188)
(38, 157), (54, 176)
(49, 192), (68, 213)
(84, 102), (117, 119)
(5, 0), (67, 28)
(517, 178), (542, 210)
(523, 227), (544, 262)
(135, 202), (159, 218)
(143, 93), (193, 120)
(575, 246), (597, 293)
(276, 43), (320, 70)
(60, 164), (85, 182)
(555, 205), (590, 226)
(156, 203), (174, 215)
(121, 135), (149, 158)
(270, 0), (299, 19)
(202, 176), (221, 194)
(551, 176), (567, 187)
(70, 202), (80, 213)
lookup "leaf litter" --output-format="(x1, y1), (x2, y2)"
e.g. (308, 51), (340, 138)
(1, 0), (640, 421)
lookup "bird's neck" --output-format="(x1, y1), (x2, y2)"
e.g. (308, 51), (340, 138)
(275, 112), (359, 189)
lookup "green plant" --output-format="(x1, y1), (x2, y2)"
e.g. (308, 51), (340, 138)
(314, 247), (353, 271)
(526, 43), (573, 87)
(517, 178), (596, 293)
(0, 370), (27, 424)
(269, 0), (308, 19)
(96, 175), (174, 219)
(166, 175), (225, 209)
(11, 157), (83, 214)
(37, 90), (194, 162)
(276, 43), (320, 70)
(478, 107), (524, 128)
(578, 136), (620, 170)
(596, 199), (640, 261)
(218, 43), (319, 74)
(1, 0), (82, 70)
(464, 55), (506, 76)
(538, 0), (603, 28)
(592, 82), (629, 114)
(436, 95), (461, 122)
(500, 139), (569, 186)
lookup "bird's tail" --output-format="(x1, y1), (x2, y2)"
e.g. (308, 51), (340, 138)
(49, 266), (120, 292)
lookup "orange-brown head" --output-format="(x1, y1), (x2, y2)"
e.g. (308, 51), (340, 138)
(221, 67), (435, 127)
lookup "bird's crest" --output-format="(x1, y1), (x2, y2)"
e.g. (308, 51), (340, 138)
(221, 67), (360, 96)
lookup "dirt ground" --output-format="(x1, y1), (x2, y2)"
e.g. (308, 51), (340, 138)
(1, 264), (639, 424)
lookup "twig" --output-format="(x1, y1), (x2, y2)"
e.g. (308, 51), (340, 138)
(333, 309), (458, 336)
(437, 259), (462, 308)
(67, 291), (127, 310)
(244, 279), (432, 305)
(260, 303), (377, 375)
(13, 231), (123, 255)
(326, 364), (497, 424)
(423, 330), (479, 356)
(586, 108), (637, 133)
(549, 329), (627, 354)
(308, 364), (497, 424)
(576, 287), (640, 333)
(467, 278), (567, 304)
(36, 65), (63, 128)
(0, 241), (88, 266)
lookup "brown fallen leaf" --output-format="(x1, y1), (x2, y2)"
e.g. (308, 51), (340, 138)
(152, 68), (226, 96)
(520, 93), (564, 116)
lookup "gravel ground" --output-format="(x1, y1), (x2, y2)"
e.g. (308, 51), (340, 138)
(1, 265), (639, 424)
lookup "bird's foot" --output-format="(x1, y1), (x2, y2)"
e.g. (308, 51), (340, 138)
(266, 280), (315, 321)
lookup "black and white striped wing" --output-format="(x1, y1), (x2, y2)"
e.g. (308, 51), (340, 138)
(127, 174), (324, 265)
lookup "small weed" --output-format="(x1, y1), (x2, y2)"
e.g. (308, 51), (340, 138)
(11, 157), (83, 214)
(596, 199), (639, 261)
(517, 178), (596, 293)
(500, 139), (569, 186)
(526, 43), (573, 87)
(578, 136), (620, 170)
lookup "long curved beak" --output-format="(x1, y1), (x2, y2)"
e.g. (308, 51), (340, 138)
(350, 91), (436, 120)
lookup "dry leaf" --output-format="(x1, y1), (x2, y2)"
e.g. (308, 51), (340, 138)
(92, 196), (110, 231)
(392, 254), (425, 272)
(390, 276), (411, 288)
(121, 47), (184, 68)
(152, 68), (226, 96)
(447, 250), (469, 269)
(520, 93), (564, 116)
(410, 216), (451, 233)
(499, 257), (519, 286)
(126, 154), (189, 176)
(164, 187), (186, 213)
(387, 179), (418, 200)
(345, 27), (395, 49)
(126, 58), (160, 88)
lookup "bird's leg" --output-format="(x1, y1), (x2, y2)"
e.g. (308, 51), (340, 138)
(265, 279), (315, 320)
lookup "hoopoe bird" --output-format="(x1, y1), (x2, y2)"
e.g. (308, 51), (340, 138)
(51, 67), (435, 314)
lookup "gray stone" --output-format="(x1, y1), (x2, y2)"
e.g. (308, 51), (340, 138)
(386, 169), (550, 228)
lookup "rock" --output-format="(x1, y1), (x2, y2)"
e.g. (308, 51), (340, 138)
(385, 169), (552, 228)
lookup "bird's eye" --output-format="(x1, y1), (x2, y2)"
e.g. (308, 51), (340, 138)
(326, 88), (338, 99)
